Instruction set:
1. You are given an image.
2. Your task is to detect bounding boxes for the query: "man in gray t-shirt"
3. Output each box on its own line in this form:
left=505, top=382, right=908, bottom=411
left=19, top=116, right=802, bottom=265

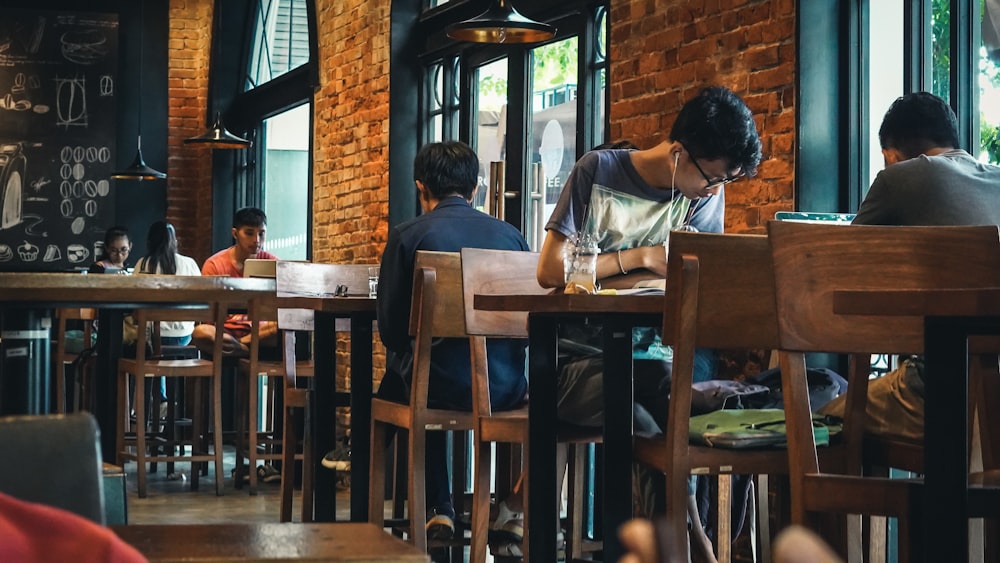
left=824, top=92, right=1000, bottom=441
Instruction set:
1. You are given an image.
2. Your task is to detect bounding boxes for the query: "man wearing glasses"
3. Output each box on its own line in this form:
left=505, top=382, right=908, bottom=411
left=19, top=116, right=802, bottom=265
left=535, top=86, right=762, bottom=563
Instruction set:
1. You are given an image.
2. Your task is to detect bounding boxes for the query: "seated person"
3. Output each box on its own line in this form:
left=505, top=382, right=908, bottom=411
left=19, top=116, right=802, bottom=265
left=375, top=141, right=530, bottom=541
left=0, top=491, right=146, bottom=563
left=191, top=207, right=278, bottom=358
left=536, top=86, right=763, bottom=562
left=89, top=225, right=131, bottom=273
left=135, top=220, right=202, bottom=346
left=821, top=92, right=1000, bottom=441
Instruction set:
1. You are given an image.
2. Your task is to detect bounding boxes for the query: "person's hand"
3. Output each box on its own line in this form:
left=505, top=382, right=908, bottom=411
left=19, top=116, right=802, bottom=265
left=617, top=518, right=658, bottom=563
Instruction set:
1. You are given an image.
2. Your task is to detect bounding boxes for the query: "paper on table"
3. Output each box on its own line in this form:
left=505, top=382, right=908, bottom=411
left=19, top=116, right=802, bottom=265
left=613, top=278, right=665, bottom=295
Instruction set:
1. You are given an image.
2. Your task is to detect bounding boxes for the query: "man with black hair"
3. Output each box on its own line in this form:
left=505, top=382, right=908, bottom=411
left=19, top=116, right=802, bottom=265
left=820, top=92, right=1000, bottom=441
left=536, top=86, right=763, bottom=563
left=854, top=91, right=1000, bottom=226
left=376, top=140, right=530, bottom=541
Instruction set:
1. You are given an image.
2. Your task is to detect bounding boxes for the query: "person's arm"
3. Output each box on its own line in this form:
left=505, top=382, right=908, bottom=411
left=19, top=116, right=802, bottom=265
left=537, top=230, right=667, bottom=289
left=852, top=173, right=893, bottom=225
left=376, top=228, right=413, bottom=353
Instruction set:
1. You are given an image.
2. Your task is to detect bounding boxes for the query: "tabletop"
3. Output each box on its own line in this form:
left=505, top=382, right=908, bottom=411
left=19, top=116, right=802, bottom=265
left=474, top=291, right=662, bottom=313
left=111, top=522, right=430, bottom=562
left=0, top=272, right=276, bottom=306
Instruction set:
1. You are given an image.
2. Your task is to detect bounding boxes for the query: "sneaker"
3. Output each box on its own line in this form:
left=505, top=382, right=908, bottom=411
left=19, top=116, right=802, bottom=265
left=257, top=464, right=281, bottom=483
left=491, top=531, right=565, bottom=560
left=426, top=506, right=456, bottom=541
left=321, top=438, right=351, bottom=471
left=490, top=500, right=524, bottom=544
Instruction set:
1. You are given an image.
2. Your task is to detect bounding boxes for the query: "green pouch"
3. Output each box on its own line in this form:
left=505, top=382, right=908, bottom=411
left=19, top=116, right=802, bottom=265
left=689, top=408, right=842, bottom=449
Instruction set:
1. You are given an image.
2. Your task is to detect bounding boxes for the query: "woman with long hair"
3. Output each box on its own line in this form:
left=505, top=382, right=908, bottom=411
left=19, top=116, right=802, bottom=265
left=134, top=221, right=201, bottom=346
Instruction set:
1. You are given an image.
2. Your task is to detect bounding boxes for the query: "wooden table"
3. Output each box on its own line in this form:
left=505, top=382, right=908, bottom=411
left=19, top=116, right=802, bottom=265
left=474, top=292, right=662, bottom=562
left=111, top=522, right=429, bottom=562
left=0, top=273, right=276, bottom=462
left=276, top=295, right=377, bottom=523
left=833, top=287, right=1000, bottom=563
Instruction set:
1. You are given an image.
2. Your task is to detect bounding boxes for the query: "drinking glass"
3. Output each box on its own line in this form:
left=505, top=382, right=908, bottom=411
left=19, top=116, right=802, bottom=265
left=564, top=233, right=599, bottom=292
left=368, top=266, right=380, bottom=298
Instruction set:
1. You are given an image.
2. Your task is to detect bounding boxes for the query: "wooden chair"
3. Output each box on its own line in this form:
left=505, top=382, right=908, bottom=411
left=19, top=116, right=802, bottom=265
left=52, top=308, right=96, bottom=413
left=631, top=231, right=792, bottom=563
left=273, top=260, right=370, bottom=522
left=461, top=247, right=602, bottom=562
left=235, top=293, right=315, bottom=496
left=116, top=304, right=227, bottom=498
left=368, top=251, right=475, bottom=553
left=768, top=222, right=1000, bottom=561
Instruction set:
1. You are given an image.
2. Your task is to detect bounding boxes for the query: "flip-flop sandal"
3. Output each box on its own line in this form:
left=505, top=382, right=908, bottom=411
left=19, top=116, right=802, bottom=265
left=490, top=501, right=524, bottom=544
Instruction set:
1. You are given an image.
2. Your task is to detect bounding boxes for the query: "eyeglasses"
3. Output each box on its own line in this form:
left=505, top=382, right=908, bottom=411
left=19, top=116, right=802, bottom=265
left=683, top=143, right=744, bottom=188
left=107, top=246, right=131, bottom=255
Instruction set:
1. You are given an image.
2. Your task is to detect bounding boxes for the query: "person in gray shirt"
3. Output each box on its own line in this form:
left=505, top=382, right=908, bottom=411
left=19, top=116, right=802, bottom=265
left=824, top=92, right=1000, bottom=442
left=854, top=91, right=1000, bottom=226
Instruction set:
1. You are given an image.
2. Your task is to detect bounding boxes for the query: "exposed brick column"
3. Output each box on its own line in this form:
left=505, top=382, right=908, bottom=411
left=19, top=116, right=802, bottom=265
left=167, top=0, right=214, bottom=264
left=609, top=0, right=796, bottom=233
left=313, top=0, right=392, bottom=413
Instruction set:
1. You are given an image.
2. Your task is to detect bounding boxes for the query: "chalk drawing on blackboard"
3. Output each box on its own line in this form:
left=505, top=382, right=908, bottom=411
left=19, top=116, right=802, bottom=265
left=33, top=105, right=49, bottom=114
left=60, top=30, right=107, bottom=65
left=98, top=147, right=110, bottom=163
left=65, top=243, right=87, bottom=263
left=0, top=244, right=11, bottom=261
left=18, top=240, right=39, bottom=262
left=21, top=214, right=45, bottom=237
left=29, top=176, right=49, bottom=191
left=72, top=162, right=84, bottom=180
left=96, top=179, right=108, bottom=196
left=99, top=75, right=112, bottom=96
left=84, top=180, right=96, bottom=198
left=27, top=75, right=39, bottom=89
left=60, top=199, right=72, bottom=217
left=0, top=142, right=26, bottom=230
left=70, top=216, right=84, bottom=234
left=43, top=244, right=60, bottom=262
left=72, top=146, right=84, bottom=162
left=20, top=17, right=46, bottom=55
left=85, top=146, right=97, bottom=162
left=84, top=199, right=96, bottom=217
left=59, top=181, right=70, bottom=197
left=0, top=93, right=31, bottom=112
left=55, top=75, right=87, bottom=128
left=11, top=73, right=25, bottom=94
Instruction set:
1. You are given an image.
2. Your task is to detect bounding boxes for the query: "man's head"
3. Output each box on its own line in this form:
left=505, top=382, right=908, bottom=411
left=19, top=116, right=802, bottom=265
left=879, top=92, right=959, bottom=163
left=670, top=86, right=763, bottom=185
left=231, top=207, right=267, bottom=258
left=413, top=141, right=479, bottom=210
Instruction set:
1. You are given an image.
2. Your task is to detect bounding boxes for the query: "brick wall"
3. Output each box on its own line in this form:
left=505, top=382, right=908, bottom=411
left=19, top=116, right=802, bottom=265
left=608, top=0, right=795, bottom=233
left=312, top=0, right=392, bottom=393
left=167, top=0, right=214, bottom=264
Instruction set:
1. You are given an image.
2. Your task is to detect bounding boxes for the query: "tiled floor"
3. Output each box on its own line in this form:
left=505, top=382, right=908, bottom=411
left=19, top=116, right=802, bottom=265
left=124, top=445, right=352, bottom=525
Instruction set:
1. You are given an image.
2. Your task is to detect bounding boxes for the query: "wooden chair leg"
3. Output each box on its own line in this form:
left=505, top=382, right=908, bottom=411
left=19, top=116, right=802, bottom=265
left=134, top=373, right=147, bottom=498
left=470, top=436, right=492, bottom=563
left=280, top=404, right=296, bottom=522
left=410, top=426, right=428, bottom=552
left=393, top=434, right=408, bottom=521
left=301, top=396, right=314, bottom=522
left=115, top=368, right=127, bottom=467
left=717, top=474, right=732, bottom=563
left=369, top=419, right=388, bottom=528
left=566, top=443, right=586, bottom=561
left=248, top=372, right=260, bottom=494
left=212, top=373, right=224, bottom=497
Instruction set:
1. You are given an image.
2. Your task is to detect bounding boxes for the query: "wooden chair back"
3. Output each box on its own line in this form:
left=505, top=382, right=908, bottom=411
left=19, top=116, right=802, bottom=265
left=647, top=231, right=782, bottom=563
left=767, top=222, right=1000, bottom=559
left=768, top=222, right=1000, bottom=355
left=460, top=248, right=546, bottom=338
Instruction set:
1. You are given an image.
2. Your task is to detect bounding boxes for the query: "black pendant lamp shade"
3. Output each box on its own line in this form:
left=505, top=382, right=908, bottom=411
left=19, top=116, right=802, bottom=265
left=446, top=0, right=556, bottom=44
left=111, top=136, right=166, bottom=180
left=184, top=112, right=251, bottom=149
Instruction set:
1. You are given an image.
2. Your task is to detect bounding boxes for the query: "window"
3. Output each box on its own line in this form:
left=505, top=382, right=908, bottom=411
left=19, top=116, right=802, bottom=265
left=410, top=2, right=609, bottom=249
left=246, top=0, right=311, bottom=89
left=261, top=104, right=310, bottom=259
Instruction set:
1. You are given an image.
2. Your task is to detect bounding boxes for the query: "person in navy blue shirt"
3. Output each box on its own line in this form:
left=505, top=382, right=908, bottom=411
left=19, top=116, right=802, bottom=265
left=376, top=140, right=530, bottom=540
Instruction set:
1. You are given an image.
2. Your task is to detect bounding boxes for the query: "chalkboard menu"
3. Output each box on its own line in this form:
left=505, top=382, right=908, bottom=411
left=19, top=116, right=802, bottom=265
left=0, top=10, right=118, bottom=272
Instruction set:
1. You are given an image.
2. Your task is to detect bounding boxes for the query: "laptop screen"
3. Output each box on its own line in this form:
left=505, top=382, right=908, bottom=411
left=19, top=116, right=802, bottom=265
left=774, top=211, right=855, bottom=225
left=243, top=259, right=277, bottom=278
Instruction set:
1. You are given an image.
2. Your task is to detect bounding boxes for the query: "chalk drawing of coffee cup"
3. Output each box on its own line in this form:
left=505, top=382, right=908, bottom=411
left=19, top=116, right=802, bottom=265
left=0, top=243, right=12, bottom=262
left=66, top=243, right=89, bottom=263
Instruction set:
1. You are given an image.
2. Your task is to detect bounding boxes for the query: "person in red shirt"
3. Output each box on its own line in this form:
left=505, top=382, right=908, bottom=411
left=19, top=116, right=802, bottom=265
left=192, top=207, right=277, bottom=357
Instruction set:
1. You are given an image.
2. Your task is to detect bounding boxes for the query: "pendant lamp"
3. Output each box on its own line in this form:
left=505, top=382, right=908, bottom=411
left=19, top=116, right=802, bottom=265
left=446, top=0, right=556, bottom=44
left=184, top=111, right=251, bottom=149
left=112, top=3, right=165, bottom=181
